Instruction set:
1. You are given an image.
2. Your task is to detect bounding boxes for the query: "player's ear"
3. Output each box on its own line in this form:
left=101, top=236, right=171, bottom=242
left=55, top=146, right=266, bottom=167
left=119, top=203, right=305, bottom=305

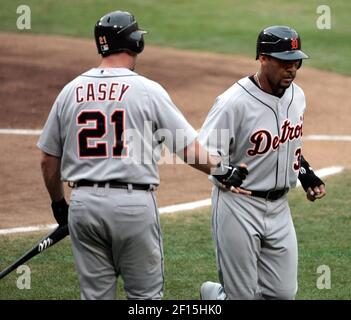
left=258, top=54, right=268, bottom=65
left=259, top=55, right=272, bottom=70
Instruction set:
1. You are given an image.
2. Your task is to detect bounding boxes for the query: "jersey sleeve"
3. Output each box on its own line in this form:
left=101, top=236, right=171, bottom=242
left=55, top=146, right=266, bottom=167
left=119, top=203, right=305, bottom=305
left=198, top=94, right=235, bottom=157
left=37, top=95, right=63, bottom=157
left=149, top=83, right=197, bottom=153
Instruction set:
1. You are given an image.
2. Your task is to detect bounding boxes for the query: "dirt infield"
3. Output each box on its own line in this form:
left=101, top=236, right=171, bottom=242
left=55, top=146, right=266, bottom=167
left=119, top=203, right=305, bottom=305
left=0, top=32, right=350, bottom=229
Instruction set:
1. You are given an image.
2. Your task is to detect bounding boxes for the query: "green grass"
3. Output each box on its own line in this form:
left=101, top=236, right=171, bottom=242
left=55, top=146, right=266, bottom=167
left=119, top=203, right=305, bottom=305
left=0, top=0, right=350, bottom=75
left=0, top=170, right=350, bottom=299
left=288, top=170, right=351, bottom=299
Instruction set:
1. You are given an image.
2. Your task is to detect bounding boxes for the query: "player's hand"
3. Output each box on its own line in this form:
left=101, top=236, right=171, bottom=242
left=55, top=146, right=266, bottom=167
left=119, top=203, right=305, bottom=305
left=298, top=156, right=326, bottom=202
left=228, top=185, right=252, bottom=195
left=227, top=164, right=252, bottom=195
left=213, top=162, right=251, bottom=195
left=51, top=198, right=69, bottom=226
left=306, top=184, right=326, bottom=202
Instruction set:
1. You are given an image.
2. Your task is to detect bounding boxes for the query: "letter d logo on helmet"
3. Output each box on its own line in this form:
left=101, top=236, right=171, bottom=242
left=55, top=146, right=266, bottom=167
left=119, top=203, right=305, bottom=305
left=256, top=25, right=309, bottom=67
left=94, top=11, right=147, bottom=57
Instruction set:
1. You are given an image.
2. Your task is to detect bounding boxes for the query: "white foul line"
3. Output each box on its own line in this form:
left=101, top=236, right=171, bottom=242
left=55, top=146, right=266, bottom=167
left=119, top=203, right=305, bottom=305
left=0, top=129, right=42, bottom=136
left=159, top=198, right=211, bottom=214
left=0, top=166, right=344, bottom=235
left=303, top=135, right=351, bottom=142
left=0, top=224, right=58, bottom=235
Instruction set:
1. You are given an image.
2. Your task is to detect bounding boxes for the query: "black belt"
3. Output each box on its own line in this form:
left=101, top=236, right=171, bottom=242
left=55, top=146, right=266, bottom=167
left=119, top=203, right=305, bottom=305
left=250, top=188, right=289, bottom=201
left=74, top=180, right=151, bottom=191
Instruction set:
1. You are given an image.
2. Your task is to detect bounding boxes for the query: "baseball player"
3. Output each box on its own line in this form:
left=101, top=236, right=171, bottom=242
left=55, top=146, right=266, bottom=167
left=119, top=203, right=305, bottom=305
left=37, top=10, right=246, bottom=300
left=198, top=26, right=326, bottom=300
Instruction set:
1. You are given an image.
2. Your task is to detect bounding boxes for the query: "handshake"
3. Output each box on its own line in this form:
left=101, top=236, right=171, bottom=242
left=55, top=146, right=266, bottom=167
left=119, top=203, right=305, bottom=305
left=212, top=162, right=250, bottom=194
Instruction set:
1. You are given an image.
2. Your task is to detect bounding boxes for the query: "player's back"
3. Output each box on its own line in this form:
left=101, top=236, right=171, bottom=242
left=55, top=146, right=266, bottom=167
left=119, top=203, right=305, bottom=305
left=40, top=68, right=176, bottom=184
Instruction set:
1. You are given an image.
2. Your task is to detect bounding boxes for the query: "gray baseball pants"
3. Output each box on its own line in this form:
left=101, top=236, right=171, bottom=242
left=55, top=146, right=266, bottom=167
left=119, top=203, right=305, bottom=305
left=68, top=184, right=164, bottom=300
left=211, top=186, right=298, bottom=300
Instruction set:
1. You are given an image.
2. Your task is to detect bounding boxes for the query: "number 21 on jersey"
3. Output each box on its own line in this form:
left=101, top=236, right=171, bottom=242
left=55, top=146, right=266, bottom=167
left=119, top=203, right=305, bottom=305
left=77, top=109, right=128, bottom=158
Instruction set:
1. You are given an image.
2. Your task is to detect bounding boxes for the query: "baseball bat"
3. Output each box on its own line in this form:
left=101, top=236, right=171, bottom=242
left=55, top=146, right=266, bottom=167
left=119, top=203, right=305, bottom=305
left=0, top=224, right=69, bottom=280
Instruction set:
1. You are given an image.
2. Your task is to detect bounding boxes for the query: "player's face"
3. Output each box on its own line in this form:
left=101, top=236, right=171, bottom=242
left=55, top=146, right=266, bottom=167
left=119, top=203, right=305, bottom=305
left=265, top=57, right=300, bottom=89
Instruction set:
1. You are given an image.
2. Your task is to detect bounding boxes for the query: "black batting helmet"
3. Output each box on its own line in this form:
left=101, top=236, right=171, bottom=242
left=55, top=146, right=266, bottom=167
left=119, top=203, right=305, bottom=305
left=94, top=11, right=147, bottom=57
left=256, top=26, right=309, bottom=61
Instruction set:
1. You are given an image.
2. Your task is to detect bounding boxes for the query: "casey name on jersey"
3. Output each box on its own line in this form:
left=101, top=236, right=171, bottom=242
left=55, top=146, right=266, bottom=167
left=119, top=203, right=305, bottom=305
left=247, top=118, right=303, bottom=156
left=75, top=82, right=130, bottom=103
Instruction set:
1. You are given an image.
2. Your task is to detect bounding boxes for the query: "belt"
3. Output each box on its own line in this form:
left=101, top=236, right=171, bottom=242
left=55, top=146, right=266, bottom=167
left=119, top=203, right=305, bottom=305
left=73, top=180, right=152, bottom=191
left=250, top=188, right=289, bottom=201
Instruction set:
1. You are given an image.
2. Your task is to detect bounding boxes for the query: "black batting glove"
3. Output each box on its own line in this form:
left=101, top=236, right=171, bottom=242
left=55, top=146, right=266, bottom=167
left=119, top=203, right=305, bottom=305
left=212, top=162, right=248, bottom=188
left=51, top=198, right=69, bottom=226
left=298, top=156, right=325, bottom=192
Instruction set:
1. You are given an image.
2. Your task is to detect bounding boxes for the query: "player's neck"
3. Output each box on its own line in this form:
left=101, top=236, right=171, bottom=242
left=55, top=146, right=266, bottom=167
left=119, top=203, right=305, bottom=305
left=98, top=53, right=136, bottom=70
left=255, top=72, right=285, bottom=97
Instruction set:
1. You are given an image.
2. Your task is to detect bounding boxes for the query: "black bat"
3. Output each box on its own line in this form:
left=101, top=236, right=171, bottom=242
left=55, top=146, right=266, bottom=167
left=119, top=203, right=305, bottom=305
left=0, top=224, right=69, bottom=280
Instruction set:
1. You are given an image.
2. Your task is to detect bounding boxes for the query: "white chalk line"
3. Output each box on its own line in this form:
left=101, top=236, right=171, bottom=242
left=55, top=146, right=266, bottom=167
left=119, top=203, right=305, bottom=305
left=0, top=129, right=351, bottom=142
left=303, top=135, right=351, bottom=142
left=0, top=128, right=43, bottom=136
left=0, top=224, right=58, bottom=236
left=0, top=166, right=344, bottom=235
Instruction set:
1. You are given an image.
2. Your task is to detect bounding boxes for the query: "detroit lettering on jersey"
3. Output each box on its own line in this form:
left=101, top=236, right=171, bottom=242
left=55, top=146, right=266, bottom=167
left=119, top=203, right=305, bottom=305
left=198, top=76, right=306, bottom=190
left=247, top=118, right=303, bottom=156
left=75, top=82, right=130, bottom=103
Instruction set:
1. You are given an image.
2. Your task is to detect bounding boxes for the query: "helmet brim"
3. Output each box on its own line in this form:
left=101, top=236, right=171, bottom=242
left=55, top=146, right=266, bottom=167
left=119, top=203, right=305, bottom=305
left=267, top=50, right=309, bottom=60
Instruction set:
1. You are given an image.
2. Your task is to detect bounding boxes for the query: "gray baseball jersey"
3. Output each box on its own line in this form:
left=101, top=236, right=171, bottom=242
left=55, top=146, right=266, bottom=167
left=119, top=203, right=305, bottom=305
left=199, top=76, right=305, bottom=299
left=38, top=67, right=197, bottom=185
left=38, top=67, right=197, bottom=300
left=199, top=76, right=305, bottom=191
